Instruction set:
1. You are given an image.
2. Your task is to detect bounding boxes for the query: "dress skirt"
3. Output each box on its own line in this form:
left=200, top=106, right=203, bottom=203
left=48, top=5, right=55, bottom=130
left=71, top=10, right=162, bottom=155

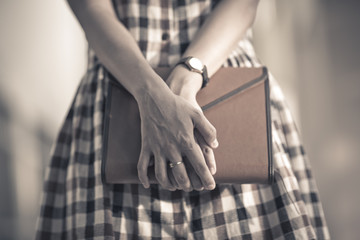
left=35, top=0, right=330, bottom=239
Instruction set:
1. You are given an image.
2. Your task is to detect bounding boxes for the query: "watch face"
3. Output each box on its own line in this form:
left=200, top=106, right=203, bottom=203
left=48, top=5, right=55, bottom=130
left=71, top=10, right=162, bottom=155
left=188, top=57, right=203, bottom=71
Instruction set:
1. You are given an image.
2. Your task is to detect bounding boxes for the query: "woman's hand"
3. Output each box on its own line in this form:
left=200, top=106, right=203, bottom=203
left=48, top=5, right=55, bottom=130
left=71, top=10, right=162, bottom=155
left=165, top=65, right=218, bottom=191
left=136, top=82, right=218, bottom=192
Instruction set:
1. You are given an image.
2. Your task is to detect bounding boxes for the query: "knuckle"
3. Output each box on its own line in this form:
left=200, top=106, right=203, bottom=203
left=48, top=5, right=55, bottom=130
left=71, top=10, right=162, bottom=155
left=183, top=141, right=195, bottom=150
left=178, top=134, right=190, bottom=143
left=179, top=136, right=195, bottom=150
left=193, top=108, right=203, bottom=118
left=176, top=173, right=188, bottom=186
left=203, top=146, right=212, bottom=154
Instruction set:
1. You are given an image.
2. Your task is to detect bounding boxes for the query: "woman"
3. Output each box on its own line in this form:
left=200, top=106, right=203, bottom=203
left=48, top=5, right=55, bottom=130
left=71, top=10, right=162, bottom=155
left=35, top=0, right=330, bottom=239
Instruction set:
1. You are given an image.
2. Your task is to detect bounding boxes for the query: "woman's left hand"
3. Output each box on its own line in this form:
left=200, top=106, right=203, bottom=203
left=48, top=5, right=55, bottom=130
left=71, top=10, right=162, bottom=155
left=165, top=66, right=218, bottom=191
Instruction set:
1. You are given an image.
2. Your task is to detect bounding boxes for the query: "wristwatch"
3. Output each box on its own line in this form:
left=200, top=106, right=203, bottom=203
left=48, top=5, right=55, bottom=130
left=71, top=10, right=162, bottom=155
left=176, top=56, right=209, bottom=88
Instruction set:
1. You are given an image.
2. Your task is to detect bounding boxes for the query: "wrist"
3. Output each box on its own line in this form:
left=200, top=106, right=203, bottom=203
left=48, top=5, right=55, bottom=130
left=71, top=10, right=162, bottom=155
left=134, top=73, right=172, bottom=105
left=166, top=65, right=202, bottom=98
left=175, top=56, right=209, bottom=89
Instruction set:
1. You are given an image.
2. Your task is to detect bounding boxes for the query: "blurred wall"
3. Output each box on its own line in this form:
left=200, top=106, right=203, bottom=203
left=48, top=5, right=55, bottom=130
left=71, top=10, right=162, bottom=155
left=0, top=0, right=86, bottom=239
left=0, top=0, right=360, bottom=239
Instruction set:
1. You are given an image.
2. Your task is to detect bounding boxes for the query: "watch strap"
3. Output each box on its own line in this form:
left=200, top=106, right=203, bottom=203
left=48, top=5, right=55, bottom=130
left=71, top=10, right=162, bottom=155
left=201, top=65, right=209, bottom=88
left=177, top=57, right=209, bottom=89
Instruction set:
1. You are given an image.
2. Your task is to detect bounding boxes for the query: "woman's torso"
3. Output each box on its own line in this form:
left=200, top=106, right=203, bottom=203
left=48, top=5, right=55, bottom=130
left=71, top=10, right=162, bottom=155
left=89, top=0, right=260, bottom=70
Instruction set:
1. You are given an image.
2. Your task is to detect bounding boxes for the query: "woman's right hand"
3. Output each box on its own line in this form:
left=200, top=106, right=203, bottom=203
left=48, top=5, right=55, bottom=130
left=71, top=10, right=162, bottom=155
left=136, top=87, right=218, bottom=192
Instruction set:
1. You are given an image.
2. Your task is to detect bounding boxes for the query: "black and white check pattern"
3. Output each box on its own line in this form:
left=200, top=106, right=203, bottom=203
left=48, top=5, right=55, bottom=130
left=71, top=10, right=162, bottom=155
left=36, top=0, right=330, bottom=239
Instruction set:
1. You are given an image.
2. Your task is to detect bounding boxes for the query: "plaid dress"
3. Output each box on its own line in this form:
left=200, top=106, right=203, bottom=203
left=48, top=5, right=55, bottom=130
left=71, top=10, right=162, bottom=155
left=36, top=0, right=330, bottom=239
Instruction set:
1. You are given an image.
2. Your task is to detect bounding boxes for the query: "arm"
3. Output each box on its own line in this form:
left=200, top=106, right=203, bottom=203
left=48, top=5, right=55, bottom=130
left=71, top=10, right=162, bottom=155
left=167, top=0, right=260, bottom=98
left=67, top=0, right=218, bottom=191
left=66, top=0, right=165, bottom=99
left=165, top=0, right=260, bottom=176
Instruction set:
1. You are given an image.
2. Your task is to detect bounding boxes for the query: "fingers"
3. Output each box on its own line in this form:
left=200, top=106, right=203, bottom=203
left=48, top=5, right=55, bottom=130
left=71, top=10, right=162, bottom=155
left=137, top=147, right=151, bottom=188
left=184, top=157, right=204, bottom=191
left=192, top=109, right=219, bottom=149
left=183, top=141, right=216, bottom=191
left=154, top=152, right=176, bottom=191
left=195, top=129, right=217, bottom=175
left=168, top=170, right=179, bottom=189
left=167, top=151, right=192, bottom=192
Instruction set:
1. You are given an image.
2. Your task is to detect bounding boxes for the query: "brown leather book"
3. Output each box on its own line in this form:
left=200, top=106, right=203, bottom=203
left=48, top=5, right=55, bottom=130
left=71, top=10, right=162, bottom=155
left=102, top=67, right=273, bottom=185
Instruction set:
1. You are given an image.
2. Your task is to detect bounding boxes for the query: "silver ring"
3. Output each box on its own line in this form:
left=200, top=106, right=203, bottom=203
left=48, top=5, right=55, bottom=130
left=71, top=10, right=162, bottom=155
left=169, top=161, right=183, bottom=169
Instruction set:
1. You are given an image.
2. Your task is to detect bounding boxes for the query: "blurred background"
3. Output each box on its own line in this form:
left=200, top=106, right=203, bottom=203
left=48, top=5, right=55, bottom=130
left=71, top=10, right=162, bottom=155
left=0, top=0, right=359, bottom=239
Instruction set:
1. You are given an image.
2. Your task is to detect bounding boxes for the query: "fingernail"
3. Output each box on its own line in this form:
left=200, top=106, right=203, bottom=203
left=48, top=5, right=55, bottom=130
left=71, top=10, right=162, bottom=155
left=211, top=139, right=219, bottom=148
left=207, top=184, right=215, bottom=190
left=210, top=167, right=216, bottom=175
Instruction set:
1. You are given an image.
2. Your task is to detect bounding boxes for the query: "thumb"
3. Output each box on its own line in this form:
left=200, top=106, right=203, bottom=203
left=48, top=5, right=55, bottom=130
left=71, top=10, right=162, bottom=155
left=192, top=109, right=218, bottom=148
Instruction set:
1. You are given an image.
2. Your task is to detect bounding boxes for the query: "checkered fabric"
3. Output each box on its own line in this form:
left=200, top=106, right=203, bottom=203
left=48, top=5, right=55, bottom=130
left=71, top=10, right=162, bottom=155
left=35, top=0, right=330, bottom=239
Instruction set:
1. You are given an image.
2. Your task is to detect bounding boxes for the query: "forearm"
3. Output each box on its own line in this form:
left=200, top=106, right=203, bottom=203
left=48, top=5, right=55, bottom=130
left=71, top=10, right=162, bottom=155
left=67, top=0, right=169, bottom=102
left=168, top=0, right=260, bottom=95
